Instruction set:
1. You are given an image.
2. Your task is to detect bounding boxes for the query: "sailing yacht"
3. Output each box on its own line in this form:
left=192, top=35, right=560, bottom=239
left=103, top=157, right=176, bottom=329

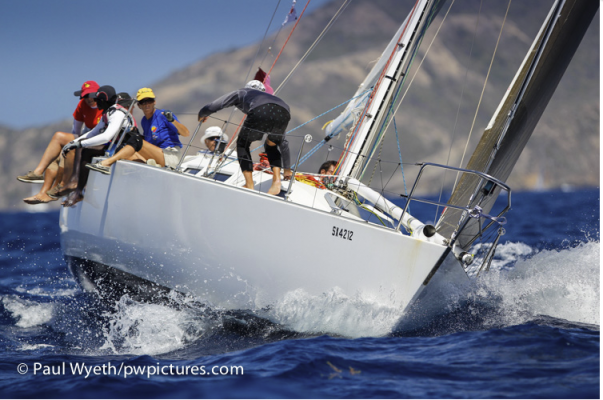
left=59, top=0, right=598, bottom=333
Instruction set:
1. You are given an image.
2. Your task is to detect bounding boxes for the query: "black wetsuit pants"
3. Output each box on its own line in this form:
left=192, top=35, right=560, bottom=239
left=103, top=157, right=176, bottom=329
left=77, top=148, right=106, bottom=192
left=236, top=103, right=291, bottom=172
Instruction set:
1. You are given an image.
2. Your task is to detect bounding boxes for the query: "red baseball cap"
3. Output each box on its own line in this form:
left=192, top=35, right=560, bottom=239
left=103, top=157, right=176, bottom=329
left=74, top=81, right=100, bottom=99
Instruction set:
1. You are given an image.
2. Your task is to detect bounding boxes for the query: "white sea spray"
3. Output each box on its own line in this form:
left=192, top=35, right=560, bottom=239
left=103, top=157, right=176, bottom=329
left=99, top=294, right=215, bottom=356
left=265, top=287, right=403, bottom=338
left=1, top=295, right=54, bottom=328
left=474, top=240, right=600, bottom=326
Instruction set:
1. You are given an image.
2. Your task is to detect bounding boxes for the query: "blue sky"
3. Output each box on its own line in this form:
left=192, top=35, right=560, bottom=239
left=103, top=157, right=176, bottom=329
left=0, top=0, right=330, bottom=129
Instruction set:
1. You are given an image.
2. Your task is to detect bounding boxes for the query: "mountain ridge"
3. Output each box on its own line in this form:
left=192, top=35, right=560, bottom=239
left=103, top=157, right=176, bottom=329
left=1, top=0, right=598, bottom=210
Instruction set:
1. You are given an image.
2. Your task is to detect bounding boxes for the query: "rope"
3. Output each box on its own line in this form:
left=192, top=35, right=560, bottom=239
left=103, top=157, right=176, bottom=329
left=393, top=117, right=409, bottom=197
left=275, top=0, right=352, bottom=94
left=215, top=0, right=312, bottom=173
left=435, top=0, right=480, bottom=221
left=243, top=0, right=282, bottom=85
left=294, top=89, right=372, bottom=167
left=335, top=0, right=422, bottom=175
left=210, top=1, right=283, bottom=172
left=454, top=0, right=512, bottom=189
left=372, top=0, right=452, bottom=159
left=363, top=0, right=444, bottom=183
left=260, top=2, right=285, bottom=66
left=267, top=0, right=312, bottom=77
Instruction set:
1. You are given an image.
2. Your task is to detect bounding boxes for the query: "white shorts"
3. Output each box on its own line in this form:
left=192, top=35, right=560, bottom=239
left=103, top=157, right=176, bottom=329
left=163, top=147, right=182, bottom=168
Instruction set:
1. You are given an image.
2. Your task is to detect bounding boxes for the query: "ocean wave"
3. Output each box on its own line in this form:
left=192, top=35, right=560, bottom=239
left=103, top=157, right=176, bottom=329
left=474, top=240, right=600, bottom=327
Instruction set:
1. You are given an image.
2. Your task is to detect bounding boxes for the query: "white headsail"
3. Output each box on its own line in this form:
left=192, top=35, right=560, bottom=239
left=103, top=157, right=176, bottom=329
left=329, top=0, right=444, bottom=180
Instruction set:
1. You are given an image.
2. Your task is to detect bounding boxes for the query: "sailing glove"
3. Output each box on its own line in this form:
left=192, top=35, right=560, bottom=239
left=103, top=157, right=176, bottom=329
left=163, top=110, right=174, bottom=122
left=61, top=140, right=81, bottom=157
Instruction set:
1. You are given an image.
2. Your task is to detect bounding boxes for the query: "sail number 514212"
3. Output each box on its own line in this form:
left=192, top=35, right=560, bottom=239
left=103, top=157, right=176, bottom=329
left=332, top=226, right=353, bottom=241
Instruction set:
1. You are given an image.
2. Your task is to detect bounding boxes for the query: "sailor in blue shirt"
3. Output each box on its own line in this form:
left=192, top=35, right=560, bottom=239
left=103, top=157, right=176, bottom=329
left=85, top=87, right=190, bottom=176
left=137, top=87, right=189, bottom=167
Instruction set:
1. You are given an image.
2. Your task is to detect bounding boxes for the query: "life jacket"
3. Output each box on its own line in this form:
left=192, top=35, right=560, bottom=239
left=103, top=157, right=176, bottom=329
left=103, top=104, right=138, bottom=134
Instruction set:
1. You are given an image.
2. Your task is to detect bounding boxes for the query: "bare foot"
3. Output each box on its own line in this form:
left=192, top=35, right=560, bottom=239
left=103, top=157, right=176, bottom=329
left=62, top=192, right=83, bottom=207
left=267, top=180, right=282, bottom=195
left=53, top=184, right=77, bottom=198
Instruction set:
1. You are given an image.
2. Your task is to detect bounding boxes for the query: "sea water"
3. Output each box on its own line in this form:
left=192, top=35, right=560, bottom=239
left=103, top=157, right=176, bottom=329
left=0, top=188, right=599, bottom=398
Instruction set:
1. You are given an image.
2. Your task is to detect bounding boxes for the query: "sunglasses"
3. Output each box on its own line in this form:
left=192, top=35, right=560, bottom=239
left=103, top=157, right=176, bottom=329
left=139, top=99, right=155, bottom=105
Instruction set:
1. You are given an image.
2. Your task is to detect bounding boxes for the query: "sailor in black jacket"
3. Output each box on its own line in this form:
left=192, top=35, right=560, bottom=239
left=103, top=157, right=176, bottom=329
left=198, top=80, right=291, bottom=195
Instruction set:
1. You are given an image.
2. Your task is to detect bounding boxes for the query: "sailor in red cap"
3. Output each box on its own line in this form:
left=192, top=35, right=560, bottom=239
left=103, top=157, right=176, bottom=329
left=17, top=80, right=103, bottom=205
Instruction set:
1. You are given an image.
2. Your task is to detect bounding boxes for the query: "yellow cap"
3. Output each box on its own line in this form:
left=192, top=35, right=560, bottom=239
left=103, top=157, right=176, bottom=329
left=136, top=87, right=156, bottom=101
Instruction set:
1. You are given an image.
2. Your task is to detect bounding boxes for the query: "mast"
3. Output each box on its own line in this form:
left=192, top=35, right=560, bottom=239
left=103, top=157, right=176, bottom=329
left=436, top=0, right=599, bottom=250
left=337, top=0, right=442, bottom=179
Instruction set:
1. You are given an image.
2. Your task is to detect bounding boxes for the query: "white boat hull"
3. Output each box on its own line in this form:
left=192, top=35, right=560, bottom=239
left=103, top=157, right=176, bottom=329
left=60, top=161, right=468, bottom=330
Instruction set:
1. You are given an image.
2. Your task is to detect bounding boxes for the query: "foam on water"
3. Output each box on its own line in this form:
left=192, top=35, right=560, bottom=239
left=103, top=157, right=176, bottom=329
left=2, top=241, right=597, bottom=350
left=14, top=286, right=78, bottom=298
left=99, top=295, right=216, bottom=356
left=264, top=240, right=600, bottom=336
left=19, top=343, right=55, bottom=350
left=2, top=295, right=54, bottom=328
left=265, top=287, right=403, bottom=338
left=473, top=240, right=600, bottom=326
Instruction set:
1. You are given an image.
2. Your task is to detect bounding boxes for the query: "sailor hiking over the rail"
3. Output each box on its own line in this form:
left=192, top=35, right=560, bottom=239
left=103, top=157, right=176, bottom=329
left=86, top=87, right=190, bottom=175
left=60, top=85, right=138, bottom=206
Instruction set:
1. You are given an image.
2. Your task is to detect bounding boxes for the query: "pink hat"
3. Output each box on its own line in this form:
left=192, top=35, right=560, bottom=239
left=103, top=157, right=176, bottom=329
left=74, top=81, right=100, bottom=99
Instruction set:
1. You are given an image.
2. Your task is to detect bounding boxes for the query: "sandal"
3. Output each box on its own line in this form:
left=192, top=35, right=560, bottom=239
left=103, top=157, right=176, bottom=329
left=50, top=185, right=76, bottom=198
left=86, top=162, right=111, bottom=175
left=23, top=194, right=56, bottom=205
left=47, top=184, right=63, bottom=199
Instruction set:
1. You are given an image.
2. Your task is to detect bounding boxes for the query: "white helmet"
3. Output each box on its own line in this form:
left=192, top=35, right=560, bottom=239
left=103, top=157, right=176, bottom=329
left=245, top=80, right=266, bottom=92
left=201, top=126, right=228, bottom=143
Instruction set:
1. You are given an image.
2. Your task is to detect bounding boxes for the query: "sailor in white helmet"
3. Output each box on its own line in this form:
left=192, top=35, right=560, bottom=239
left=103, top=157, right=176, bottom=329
left=200, top=126, right=229, bottom=154
left=197, top=80, right=291, bottom=195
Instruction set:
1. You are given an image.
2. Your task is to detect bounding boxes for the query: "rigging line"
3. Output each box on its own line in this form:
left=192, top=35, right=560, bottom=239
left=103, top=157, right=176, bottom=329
left=215, top=1, right=311, bottom=176
left=453, top=0, right=512, bottom=190
left=336, top=0, right=422, bottom=174
left=243, top=0, right=283, bottom=84
left=261, top=27, right=284, bottom=66
left=378, top=159, right=385, bottom=200
left=213, top=1, right=282, bottom=173
left=365, top=157, right=402, bottom=228
left=434, top=0, right=481, bottom=223
left=393, top=117, right=409, bottom=197
left=205, top=109, right=419, bottom=170
left=294, top=89, right=372, bottom=166
left=260, top=0, right=285, bottom=66
left=381, top=158, right=401, bottom=196
left=359, top=0, right=446, bottom=180
left=376, top=0, right=454, bottom=143
left=274, top=0, right=352, bottom=94
left=267, top=0, right=312, bottom=77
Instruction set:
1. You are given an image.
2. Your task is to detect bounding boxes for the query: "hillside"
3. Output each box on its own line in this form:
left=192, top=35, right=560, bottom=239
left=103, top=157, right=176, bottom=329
left=1, top=0, right=599, bottom=210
